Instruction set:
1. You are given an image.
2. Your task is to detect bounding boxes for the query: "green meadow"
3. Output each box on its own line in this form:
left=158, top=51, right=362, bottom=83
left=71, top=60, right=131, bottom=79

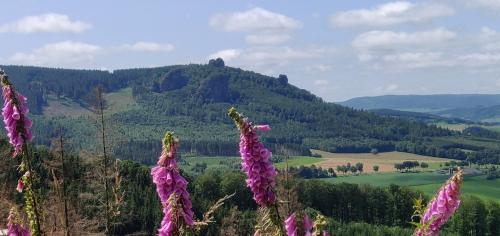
left=322, top=172, right=499, bottom=203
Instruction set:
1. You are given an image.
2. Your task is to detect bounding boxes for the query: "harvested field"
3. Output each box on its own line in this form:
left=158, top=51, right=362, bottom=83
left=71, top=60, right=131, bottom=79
left=312, top=150, right=451, bottom=173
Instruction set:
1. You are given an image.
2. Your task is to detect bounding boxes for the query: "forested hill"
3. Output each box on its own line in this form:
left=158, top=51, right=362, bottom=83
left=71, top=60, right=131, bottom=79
left=1, top=61, right=498, bottom=165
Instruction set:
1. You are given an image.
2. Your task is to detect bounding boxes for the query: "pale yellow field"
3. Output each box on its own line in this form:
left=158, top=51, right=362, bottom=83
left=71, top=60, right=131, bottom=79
left=312, top=150, right=452, bottom=173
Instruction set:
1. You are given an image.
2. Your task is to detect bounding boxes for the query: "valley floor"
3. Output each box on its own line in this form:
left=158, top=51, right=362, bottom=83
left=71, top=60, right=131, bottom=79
left=182, top=151, right=499, bottom=203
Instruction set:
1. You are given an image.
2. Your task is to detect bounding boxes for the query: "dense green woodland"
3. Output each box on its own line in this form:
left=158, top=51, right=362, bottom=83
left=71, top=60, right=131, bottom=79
left=1, top=63, right=499, bottom=165
left=0, top=140, right=498, bottom=235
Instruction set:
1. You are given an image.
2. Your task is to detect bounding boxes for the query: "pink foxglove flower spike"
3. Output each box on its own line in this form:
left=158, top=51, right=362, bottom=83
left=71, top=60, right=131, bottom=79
left=415, top=169, right=463, bottom=236
left=151, top=132, right=194, bottom=236
left=1, top=70, right=33, bottom=158
left=228, top=107, right=278, bottom=207
left=7, top=208, right=31, bottom=236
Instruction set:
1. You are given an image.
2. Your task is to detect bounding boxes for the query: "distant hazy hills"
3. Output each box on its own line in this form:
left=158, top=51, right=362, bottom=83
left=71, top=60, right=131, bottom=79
left=340, top=94, right=500, bottom=122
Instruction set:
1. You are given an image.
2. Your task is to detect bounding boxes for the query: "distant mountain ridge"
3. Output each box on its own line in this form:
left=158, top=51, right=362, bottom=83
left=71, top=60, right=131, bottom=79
left=340, top=94, right=500, bottom=122
left=340, top=94, right=500, bottom=110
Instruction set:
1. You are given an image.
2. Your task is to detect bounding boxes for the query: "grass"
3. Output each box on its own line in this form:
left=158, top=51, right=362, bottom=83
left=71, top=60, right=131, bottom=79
left=322, top=172, right=450, bottom=186
left=483, top=125, right=500, bottom=132
left=43, top=94, right=92, bottom=118
left=103, top=87, right=138, bottom=113
left=274, top=156, right=323, bottom=169
left=42, top=88, right=138, bottom=118
left=179, top=156, right=240, bottom=174
left=321, top=172, right=500, bottom=203
left=414, top=175, right=500, bottom=203
left=311, top=150, right=451, bottom=173
left=182, top=156, right=238, bottom=166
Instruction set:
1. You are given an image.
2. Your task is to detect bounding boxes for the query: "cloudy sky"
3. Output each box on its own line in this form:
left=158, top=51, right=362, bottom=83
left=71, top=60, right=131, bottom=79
left=1, top=0, right=500, bottom=101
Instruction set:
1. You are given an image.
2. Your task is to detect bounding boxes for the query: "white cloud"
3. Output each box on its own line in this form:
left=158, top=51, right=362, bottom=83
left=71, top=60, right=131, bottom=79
left=245, top=34, right=291, bottom=45
left=9, top=41, right=100, bottom=67
left=0, top=13, right=91, bottom=33
left=364, top=51, right=500, bottom=70
left=331, top=1, right=454, bottom=27
left=208, top=49, right=242, bottom=62
left=120, top=42, right=174, bottom=52
left=467, top=0, right=500, bottom=9
left=480, top=26, right=498, bottom=38
left=385, top=84, right=399, bottom=91
left=478, top=27, right=500, bottom=51
left=306, top=64, right=333, bottom=73
left=352, top=28, right=456, bottom=49
left=210, top=7, right=302, bottom=33
left=457, top=53, right=500, bottom=66
left=240, top=47, right=321, bottom=62
left=208, top=46, right=327, bottom=74
left=483, top=42, right=500, bottom=51
left=313, top=80, right=329, bottom=86
left=355, top=27, right=500, bottom=70
left=382, top=52, right=452, bottom=68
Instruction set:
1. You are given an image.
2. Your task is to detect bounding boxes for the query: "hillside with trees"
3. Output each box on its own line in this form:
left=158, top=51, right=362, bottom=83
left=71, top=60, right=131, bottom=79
left=1, top=62, right=499, bottom=165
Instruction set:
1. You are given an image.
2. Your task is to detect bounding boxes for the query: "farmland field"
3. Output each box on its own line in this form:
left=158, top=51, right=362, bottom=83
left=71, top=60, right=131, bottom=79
left=311, top=150, right=451, bottom=173
left=434, top=121, right=470, bottom=131
left=179, top=153, right=499, bottom=203
left=274, top=156, right=324, bottom=169
left=322, top=172, right=449, bottom=186
left=180, top=155, right=324, bottom=171
left=414, top=175, right=500, bottom=203
left=434, top=121, right=500, bottom=133
left=322, top=172, right=500, bottom=203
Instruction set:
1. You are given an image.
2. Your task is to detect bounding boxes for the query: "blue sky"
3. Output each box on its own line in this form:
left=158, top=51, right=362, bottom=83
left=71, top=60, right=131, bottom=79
left=1, top=0, right=500, bottom=101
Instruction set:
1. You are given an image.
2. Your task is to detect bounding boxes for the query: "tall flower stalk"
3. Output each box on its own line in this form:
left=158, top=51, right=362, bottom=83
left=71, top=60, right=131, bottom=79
left=151, top=132, right=194, bottom=236
left=1, top=70, right=41, bottom=235
left=228, top=107, right=282, bottom=234
left=414, top=169, right=463, bottom=236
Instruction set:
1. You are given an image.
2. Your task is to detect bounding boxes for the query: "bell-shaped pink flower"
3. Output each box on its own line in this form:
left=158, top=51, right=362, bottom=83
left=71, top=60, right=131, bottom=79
left=284, top=213, right=313, bottom=236
left=16, top=172, right=30, bottom=193
left=16, top=179, right=24, bottom=193
left=415, top=169, right=463, bottom=236
left=255, top=125, right=271, bottom=132
left=151, top=132, right=194, bottom=236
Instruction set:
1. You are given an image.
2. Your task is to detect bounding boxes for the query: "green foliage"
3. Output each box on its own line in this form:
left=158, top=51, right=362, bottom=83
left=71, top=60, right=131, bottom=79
left=449, top=196, right=488, bottom=235
left=117, top=160, right=162, bottom=234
